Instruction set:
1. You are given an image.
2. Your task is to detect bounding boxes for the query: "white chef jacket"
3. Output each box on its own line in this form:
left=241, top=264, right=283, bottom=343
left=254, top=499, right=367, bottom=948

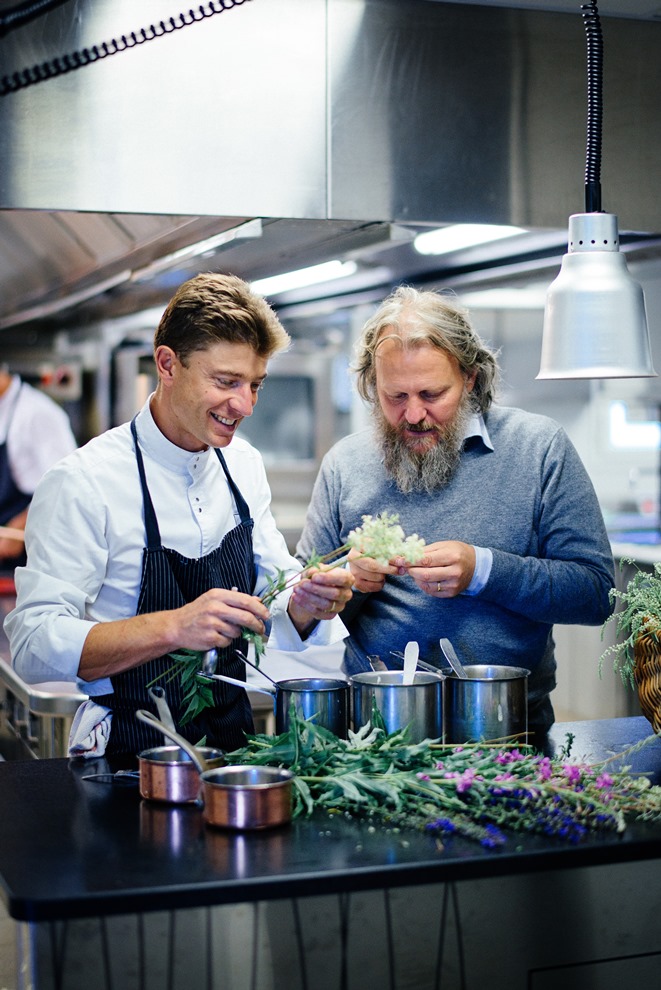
left=5, top=398, right=347, bottom=694
left=0, top=375, right=77, bottom=493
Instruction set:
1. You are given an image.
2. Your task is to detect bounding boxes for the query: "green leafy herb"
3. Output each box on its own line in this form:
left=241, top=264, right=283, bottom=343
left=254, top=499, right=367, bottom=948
left=146, top=649, right=214, bottom=726
left=600, top=557, right=661, bottom=687
left=226, top=710, right=661, bottom=847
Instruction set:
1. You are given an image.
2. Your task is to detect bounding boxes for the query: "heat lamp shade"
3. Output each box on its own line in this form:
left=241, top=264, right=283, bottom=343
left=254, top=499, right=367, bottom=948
left=537, top=215, right=656, bottom=379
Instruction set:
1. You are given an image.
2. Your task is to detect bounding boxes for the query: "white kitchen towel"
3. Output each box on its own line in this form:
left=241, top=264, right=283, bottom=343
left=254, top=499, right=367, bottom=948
left=68, top=700, right=113, bottom=758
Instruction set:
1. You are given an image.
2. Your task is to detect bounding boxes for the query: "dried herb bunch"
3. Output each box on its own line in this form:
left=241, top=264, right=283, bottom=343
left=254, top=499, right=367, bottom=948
left=600, top=557, right=661, bottom=688
left=228, top=710, right=661, bottom=848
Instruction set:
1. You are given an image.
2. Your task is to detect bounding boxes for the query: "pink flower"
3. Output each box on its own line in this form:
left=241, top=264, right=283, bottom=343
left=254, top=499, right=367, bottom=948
left=456, top=768, right=476, bottom=793
left=496, top=749, right=525, bottom=764
left=435, top=761, right=445, bottom=771
left=536, top=757, right=552, bottom=781
left=417, top=773, right=431, bottom=781
left=563, top=764, right=581, bottom=786
left=595, top=773, right=614, bottom=789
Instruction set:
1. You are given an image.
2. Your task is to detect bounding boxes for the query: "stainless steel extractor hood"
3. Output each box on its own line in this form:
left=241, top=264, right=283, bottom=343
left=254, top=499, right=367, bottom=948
left=0, top=0, right=659, bottom=331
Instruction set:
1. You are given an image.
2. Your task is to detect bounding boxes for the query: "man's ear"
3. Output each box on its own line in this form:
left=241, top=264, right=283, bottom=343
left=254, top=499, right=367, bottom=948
left=154, top=345, right=177, bottom=382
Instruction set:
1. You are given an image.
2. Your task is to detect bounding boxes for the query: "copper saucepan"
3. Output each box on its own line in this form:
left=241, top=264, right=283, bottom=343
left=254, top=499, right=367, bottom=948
left=135, top=710, right=294, bottom=828
left=135, top=709, right=225, bottom=804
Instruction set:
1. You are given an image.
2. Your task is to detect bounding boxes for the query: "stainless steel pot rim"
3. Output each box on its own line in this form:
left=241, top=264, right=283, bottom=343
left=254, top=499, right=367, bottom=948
left=200, top=766, right=294, bottom=788
left=276, top=678, right=349, bottom=691
left=450, top=665, right=530, bottom=681
left=139, top=745, right=224, bottom=766
left=351, top=671, right=443, bottom=685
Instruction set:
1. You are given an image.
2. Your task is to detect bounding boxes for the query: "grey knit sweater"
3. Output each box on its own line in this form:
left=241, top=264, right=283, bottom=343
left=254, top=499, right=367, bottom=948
left=296, top=405, right=615, bottom=730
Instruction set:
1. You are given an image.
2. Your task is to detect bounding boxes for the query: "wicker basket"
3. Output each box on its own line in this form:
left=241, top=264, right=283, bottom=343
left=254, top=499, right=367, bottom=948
left=633, top=634, right=661, bottom=734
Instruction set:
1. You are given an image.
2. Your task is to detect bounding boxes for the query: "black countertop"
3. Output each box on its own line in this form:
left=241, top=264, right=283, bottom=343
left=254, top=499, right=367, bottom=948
left=2, top=716, right=661, bottom=923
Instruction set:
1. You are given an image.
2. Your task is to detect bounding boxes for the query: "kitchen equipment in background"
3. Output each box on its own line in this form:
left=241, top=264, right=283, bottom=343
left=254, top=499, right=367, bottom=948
left=442, top=665, right=529, bottom=744
left=538, top=1, right=655, bottom=381
left=351, top=671, right=443, bottom=743
left=200, top=765, right=294, bottom=830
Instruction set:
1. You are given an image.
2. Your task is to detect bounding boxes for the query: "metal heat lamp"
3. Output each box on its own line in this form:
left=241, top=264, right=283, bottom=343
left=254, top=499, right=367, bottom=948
left=537, top=0, right=656, bottom=380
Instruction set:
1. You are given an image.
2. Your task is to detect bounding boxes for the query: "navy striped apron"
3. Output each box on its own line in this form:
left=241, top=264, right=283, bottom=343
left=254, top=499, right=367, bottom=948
left=97, top=418, right=256, bottom=757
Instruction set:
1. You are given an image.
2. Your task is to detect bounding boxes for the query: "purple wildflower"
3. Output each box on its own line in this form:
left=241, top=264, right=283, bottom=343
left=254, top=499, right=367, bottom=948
left=536, top=757, right=552, bottom=781
left=456, top=768, right=476, bottom=793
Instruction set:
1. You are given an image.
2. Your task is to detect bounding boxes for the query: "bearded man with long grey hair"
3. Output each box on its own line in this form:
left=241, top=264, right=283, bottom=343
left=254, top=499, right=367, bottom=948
left=297, top=284, right=614, bottom=742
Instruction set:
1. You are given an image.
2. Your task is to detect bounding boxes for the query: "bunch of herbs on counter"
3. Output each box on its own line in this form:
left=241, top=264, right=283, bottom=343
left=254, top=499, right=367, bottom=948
left=227, top=708, right=661, bottom=848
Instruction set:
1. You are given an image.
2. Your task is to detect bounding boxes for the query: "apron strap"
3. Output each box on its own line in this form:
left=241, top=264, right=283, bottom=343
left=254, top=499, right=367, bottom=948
left=130, top=417, right=161, bottom=549
left=214, top=448, right=251, bottom=525
left=130, top=417, right=253, bottom=548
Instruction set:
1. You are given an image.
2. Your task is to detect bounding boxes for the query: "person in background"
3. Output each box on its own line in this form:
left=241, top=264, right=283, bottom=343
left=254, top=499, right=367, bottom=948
left=296, top=285, right=615, bottom=740
left=5, top=274, right=353, bottom=758
left=0, top=367, right=77, bottom=563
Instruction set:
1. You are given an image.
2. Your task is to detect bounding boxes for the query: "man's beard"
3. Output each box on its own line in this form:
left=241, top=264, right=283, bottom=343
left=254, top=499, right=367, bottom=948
left=376, top=392, right=474, bottom=494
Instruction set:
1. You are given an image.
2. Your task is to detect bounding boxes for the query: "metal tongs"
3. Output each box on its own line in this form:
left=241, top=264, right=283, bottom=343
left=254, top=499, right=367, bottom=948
left=389, top=650, right=449, bottom=675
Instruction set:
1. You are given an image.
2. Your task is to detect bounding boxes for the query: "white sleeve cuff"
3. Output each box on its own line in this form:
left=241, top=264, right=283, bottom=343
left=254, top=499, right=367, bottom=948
left=462, top=546, right=493, bottom=596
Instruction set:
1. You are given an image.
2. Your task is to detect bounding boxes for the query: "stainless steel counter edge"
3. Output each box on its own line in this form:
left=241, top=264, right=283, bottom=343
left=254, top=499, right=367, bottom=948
left=0, top=656, right=85, bottom=717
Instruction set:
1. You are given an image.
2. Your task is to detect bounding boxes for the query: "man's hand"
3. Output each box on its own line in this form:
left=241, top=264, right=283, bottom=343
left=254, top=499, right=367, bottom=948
left=78, top=588, right=270, bottom=681
left=173, top=587, right=271, bottom=650
left=396, top=541, right=476, bottom=598
left=288, top=565, right=354, bottom=636
left=347, top=546, right=398, bottom=594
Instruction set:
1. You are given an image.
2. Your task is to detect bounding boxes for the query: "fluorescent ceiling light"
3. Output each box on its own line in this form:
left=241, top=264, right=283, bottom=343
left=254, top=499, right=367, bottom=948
left=413, top=224, right=527, bottom=256
left=457, top=286, right=548, bottom=309
left=251, top=260, right=358, bottom=296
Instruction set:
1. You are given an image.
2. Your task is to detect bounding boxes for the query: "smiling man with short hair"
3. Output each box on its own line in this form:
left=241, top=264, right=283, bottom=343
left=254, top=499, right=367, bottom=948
left=6, top=273, right=352, bottom=757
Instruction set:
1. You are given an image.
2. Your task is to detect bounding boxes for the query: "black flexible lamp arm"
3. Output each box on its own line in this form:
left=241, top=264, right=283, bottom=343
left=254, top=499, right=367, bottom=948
left=582, top=0, right=603, bottom=213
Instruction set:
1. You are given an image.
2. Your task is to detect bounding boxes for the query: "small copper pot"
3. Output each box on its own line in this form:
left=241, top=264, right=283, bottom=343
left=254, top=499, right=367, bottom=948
left=200, top=765, right=294, bottom=829
left=139, top=745, right=225, bottom=804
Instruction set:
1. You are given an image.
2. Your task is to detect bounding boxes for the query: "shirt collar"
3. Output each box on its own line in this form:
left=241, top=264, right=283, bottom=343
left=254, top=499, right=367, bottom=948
left=463, top=411, right=493, bottom=451
left=136, top=397, right=213, bottom=476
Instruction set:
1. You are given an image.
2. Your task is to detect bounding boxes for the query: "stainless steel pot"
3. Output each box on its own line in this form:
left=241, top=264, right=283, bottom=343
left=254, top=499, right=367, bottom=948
left=209, top=671, right=350, bottom=737
left=351, top=670, right=444, bottom=743
left=442, top=664, right=530, bottom=744
left=138, top=744, right=225, bottom=804
left=200, top=765, right=294, bottom=829
left=275, top=678, right=349, bottom=737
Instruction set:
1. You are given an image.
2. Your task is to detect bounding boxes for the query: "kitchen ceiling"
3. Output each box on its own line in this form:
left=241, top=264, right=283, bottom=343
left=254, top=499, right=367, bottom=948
left=0, top=0, right=660, bottom=334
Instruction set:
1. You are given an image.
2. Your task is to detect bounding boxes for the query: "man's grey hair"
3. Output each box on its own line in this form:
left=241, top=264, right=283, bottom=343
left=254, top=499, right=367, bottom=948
left=352, top=285, right=500, bottom=414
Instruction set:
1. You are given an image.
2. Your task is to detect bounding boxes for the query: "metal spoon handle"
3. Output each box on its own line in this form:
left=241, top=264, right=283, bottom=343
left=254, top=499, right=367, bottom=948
left=147, top=685, right=177, bottom=733
left=200, top=671, right=276, bottom=698
left=439, top=638, right=469, bottom=679
left=234, top=648, right=279, bottom=687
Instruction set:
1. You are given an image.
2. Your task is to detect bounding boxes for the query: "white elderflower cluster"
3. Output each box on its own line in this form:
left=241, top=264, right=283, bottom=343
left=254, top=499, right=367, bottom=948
left=347, top=512, right=425, bottom=566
